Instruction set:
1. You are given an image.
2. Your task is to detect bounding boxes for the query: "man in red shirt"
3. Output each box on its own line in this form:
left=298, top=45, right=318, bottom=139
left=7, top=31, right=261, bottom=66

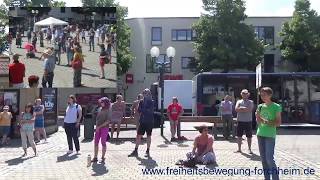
left=9, top=54, right=25, bottom=88
left=167, top=97, right=184, bottom=142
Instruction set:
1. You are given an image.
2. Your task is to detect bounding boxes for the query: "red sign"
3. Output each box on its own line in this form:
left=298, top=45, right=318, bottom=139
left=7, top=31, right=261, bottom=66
left=126, top=74, right=134, bottom=84
left=162, top=74, right=183, bottom=80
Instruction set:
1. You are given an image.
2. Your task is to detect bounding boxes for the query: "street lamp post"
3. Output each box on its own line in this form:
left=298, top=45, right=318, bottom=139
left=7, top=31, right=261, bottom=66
left=150, top=46, right=175, bottom=136
left=32, top=10, right=39, bottom=32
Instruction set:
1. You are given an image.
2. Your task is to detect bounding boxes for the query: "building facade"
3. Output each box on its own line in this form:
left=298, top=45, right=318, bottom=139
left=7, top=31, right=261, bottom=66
left=122, top=17, right=292, bottom=102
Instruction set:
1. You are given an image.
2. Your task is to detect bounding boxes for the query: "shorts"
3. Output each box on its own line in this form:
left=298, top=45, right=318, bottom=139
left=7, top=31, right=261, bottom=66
left=170, top=120, right=178, bottom=127
left=34, top=117, right=45, bottom=128
left=0, top=126, right=10, bottom=136
left=99, top=59, right=105, bottom=67
left=137, top=123, right=153, bottom=136
left=237, top=121, right=252, bottom=138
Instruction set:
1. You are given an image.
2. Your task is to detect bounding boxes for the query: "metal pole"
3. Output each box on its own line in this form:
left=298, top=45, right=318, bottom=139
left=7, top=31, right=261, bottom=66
left=160, top=63, right=164, bottom=136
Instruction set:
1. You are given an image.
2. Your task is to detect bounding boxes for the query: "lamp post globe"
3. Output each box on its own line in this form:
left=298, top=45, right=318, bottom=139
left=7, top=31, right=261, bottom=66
left=166, top=46, right=176, bottom=58
left=150, top=46, right=160, bottom=58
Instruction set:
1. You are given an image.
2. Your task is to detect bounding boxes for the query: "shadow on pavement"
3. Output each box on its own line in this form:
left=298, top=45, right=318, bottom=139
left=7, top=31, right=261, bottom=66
left=106, top=78, right=117, bottom=82
left=81, top=72, right=99, bottom=78
left=5, top=156, right=34, bottom=166
left=240, top=152, right=261, bottom=161
left=136, top=156, right=158, bottom=169
left=278, top=129, right=320, bottom=135
left=56, top=153, right=78, bottom=163
left=108, top=138, right=137, bottom=145
left=81, top=139, right=93, bottom=143
left=91, top=162, right=109, bottom=176
left=205, top=162, right=219, bottom=169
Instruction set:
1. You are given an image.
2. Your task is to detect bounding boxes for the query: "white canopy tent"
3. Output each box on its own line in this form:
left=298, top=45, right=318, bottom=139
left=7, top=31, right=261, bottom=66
left=34, top=17, right=69, bottom=30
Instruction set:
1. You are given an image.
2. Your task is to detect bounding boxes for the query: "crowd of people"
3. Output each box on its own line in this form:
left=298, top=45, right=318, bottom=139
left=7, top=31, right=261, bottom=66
left=7, top=24, right=117, bottom=88
left=0, top=87, right=281, bottom=179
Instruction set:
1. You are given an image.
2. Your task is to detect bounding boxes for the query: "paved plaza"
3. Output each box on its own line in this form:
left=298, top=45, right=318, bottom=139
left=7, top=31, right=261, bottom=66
left=0, top=121, right=319, bottom=180
left=10, top=37, right=117, bottom=88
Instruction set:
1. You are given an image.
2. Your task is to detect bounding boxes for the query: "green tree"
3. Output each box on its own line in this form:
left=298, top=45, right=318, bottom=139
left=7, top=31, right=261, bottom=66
left=192, top=0, right=264, bottom=73
left=82, top=0, right=133, bottom=75
left=280, top=0, right=320, bottom=72
left=0, top=4, right=8, bottom=54
left=51, top=1, right=66, bottom=7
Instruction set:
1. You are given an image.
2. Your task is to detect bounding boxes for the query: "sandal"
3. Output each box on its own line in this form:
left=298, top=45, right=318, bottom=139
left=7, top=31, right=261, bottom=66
left=100, top=157, right=105, bottom=163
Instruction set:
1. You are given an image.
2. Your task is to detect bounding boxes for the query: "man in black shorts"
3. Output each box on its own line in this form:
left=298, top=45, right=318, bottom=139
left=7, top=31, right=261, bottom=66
left=129, top=89, right=154, bottom=157
left=235, top=89, right=254, bottom=154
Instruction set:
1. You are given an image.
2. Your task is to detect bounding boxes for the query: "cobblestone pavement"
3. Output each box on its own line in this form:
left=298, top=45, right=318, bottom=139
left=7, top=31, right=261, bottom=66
left=0, top=121, right=319, bottom=180
left=10, top=37, right=117, bottom=88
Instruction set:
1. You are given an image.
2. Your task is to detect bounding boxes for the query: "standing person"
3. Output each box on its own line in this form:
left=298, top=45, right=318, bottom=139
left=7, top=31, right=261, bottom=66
left=7, top=32, right=13, bottom=55
left=96, top=27, right=100, bottom=44
left=131, top=94, right=143, bottom=132
left=256, top=87, right=282, bottom=180
left=41, top=48, right=55, bottom=88
left=39, top=30, right=44, bottom=47
left=81, top=29, right=86, bottom=43
left=16, top=31, right=22, bottom=48
left=89, top=28, right=95, bottom=52
left=54, top=38, right=61, bottom=65
left=221, top=95, right=234, bottom=140
left=91, top=97, right=111, bottom=163
left=106, top=34, right=114, bottom=62
left=64, top=95, right=82, bottom=154
left=46, top=27, right=52, bottom=44
left=71, top=47, right=83, bottom=87
left=186, top=125, right=216, bottom=165
left=32, top=32, right=37, bottom=52
left=98, top=44, right=109, bottom=79
left=66, top=38, right=74, bottom=67
left=128, top=89, right=154, bottom=157
left=110, top=95, right=126, bottom=140
left=0, top=106, right=12, bottom=146
left=34, top=99, right=47, bottom=144
left=9, top=54, right=25, bottom=88
left=167, top=97, right=184, bottom=142
left=19, top=103, right=37, bottom=157
left=27, top=28, right=32, bottom=43
left=235, top=89, right=254, bottom=154
left=100, top=27, right=105, bottom=44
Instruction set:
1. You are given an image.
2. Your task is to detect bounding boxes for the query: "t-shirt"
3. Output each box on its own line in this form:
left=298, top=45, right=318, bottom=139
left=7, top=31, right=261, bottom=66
left=34, top=105, right=44, bottom=119
left=44, top=56, right=55, bottom=73
left=167, top=103, right=183, bottom=121
left=256, top=103, right=282, bottom=138
left=9, top=62, right=25, bottom=84
left=99, top=50, right=107, bottom=62
left=0, top=112, right=12, bottom=126
left=64, top=104, right=82, bottom=123
left=220, top=100, right=233, bottom=115
left=236, top=99, right=254, bottom=122
left=96, top=107, right=111, bottom=127
left=138, top=98, right=154, bottom=124
left=21, top=112, right=34, bottom=132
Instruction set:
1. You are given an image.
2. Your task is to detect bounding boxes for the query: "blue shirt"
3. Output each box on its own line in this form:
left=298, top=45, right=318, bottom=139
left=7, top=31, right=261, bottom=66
left=44, top=55, right=55, bottom=73
left=138, top=97, right=154, bottom=124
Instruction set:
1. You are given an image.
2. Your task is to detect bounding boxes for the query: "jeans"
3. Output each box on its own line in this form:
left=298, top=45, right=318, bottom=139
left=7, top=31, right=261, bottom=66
left=222, top=114, right=233, bottom=138
left=89, top=38, right=94, bottom=51
left=257, top=136, right=279, bottom=180
left=73, top=69, right=82, bottom=87
left=42, top=72, right=54, bottom=88
left=55, top=50, right=61, bottom=65
left=66, top=51, right=73, bottom=65
left=64, top=123, right=80, bottom=151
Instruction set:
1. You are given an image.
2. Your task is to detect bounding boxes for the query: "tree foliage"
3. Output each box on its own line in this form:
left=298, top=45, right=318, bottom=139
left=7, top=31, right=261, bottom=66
left=0, top=4, right=8, bottom=54
left=192, top=0, right=264, bottom=73
left=280, top=0, right=320, bottom=72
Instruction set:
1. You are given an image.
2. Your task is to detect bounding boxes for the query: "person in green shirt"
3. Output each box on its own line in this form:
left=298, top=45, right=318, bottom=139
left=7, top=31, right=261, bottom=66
left=256, top=87, right=282, bottom=180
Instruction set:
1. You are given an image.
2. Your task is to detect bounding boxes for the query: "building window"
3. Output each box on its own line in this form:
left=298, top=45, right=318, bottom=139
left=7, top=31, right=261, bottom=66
left=61, top=7, right=65, bottom=13
left=172, top=29, right=195, bottom=41
left=254, top=26, right=274, bottom=45
left=151, top=27, right=162, bottom=45
left=264, top=54, right=275, bottom=73
left=146, top=54, right=171, bottom=73
left=181, top=57, right=196, bottom=71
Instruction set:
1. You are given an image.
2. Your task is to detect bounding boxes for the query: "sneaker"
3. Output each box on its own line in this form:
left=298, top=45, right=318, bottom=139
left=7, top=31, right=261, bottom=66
left=76, top=151, right=80, bottom=155
left=128, top=150, right=138, bottom=157
left=67, top=150, right=73, bottom=154
left=249, top=150, right=253, bottom=154
left=170, top=137, right=176, bottom=142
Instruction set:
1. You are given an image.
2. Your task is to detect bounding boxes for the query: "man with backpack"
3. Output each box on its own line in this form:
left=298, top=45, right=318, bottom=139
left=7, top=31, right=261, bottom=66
left=64, top=95, right=82, bottom=154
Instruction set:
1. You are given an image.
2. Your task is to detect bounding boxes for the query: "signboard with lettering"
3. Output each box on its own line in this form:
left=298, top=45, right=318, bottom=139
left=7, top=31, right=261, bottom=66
left=41, top=88, right=57, bottom=126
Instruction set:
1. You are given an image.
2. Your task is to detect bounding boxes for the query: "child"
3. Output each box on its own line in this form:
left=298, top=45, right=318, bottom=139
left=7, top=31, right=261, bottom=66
left=0, top=106, right=13, bottom=146
left=20, top=103, right=37, bottom=156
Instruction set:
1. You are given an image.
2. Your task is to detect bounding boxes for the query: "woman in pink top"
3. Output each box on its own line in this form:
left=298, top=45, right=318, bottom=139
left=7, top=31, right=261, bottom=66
left=111, top=95, right=126, bottom=140
left=187, top=125, right=216, bottom=165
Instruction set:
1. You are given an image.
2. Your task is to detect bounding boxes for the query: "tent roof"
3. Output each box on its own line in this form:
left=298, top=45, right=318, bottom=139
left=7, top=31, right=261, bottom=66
left=35, top=17, right=68, bottom=26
